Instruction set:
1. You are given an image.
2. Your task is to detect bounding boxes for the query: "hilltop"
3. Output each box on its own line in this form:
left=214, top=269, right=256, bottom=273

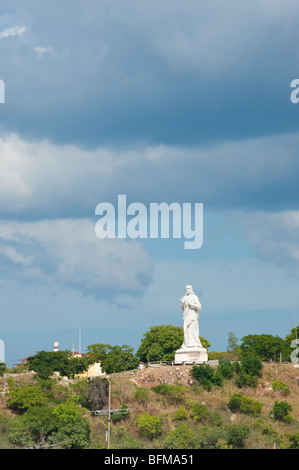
left=1, top=361, right=299, bottom=449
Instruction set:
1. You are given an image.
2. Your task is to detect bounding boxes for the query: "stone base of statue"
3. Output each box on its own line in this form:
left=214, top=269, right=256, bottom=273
left=174, top=346, right=208, bottom=364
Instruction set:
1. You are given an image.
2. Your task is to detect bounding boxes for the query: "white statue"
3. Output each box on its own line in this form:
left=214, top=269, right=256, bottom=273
left=175, top=285, right=208, bottom=363
left=180, top=285, right=203, bottom=348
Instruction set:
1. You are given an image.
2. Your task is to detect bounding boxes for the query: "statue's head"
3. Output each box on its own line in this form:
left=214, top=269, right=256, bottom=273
left=186, top=285, right=193, bottom=294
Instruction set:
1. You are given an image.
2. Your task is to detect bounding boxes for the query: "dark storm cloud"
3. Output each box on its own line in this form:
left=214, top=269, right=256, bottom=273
left=0, top=0, right=299, bottom=147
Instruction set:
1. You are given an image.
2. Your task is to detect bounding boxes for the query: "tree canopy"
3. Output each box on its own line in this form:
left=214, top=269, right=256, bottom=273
left=27, top=350, right=89, bottom=379
left=137, top=325, right=183, bottom=362
left=240, top=334, right=289, bottom=362
left=86, top=344, right=139, bottom=374
left=136, top=325, right=210, bottom=362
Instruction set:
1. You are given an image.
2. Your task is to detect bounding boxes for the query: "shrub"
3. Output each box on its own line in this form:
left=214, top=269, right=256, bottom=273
left=0, top=362, right=7, bottom=377
left=7, top=418, right=34, bottom=448
left=233, top=357, right=262, bottom=388
left=217, top=359, right=234, bottom=379
left=172, top=406, right=188, bottom=421
left=228, top=393, right=263, bottom=417
left=272, top=380, right=290, bottom=396
left=192, top=425, right=227, bottom=449
left=216, top=438, right=232, bottom=449
left=235, top=372, right=258, bottom=388
left=190, top=403, right=211, bottom=423
left=134, top=386, right=150, bottom=408
left=112, top=426, right=145, bottom=449
left=240, top=357, right=263, bottom=376
left=209, top=411, right=223, bottom=427
left=191, top=364, right=223, bottom=391
left=135, top=412, right=163, bottom=439
left=163, top=423, right=194, bottom=449
left=271, top=401, right=293, bottom=422
left=253, top=418, right=280, bottom=440
left=164, top=423, right=250, bottom=450
left=225, top=424, right=251, bottom=448
left=152, top=383, right=186, bottom=404
left=287, top=433, right=299, bottom=449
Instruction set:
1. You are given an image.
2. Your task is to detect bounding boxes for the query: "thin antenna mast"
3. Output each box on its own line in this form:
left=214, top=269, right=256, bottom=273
left=79, top=325, right=81, bottom=355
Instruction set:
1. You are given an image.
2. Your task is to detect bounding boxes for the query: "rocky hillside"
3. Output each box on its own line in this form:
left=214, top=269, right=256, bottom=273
left=1, top=361, right=299, bottom=449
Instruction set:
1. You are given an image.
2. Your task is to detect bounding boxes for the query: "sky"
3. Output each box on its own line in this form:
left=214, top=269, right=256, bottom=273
left=1, top=0, right=299, bottom=366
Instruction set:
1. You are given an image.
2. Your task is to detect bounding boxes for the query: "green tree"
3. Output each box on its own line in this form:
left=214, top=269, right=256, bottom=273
left=240, top=334, right=288, bottom=362
left=21, top=405, right=56, bottom=440
left=137, top=325, right=183, bottom=362
left=7, top=379, right=48, bottom=411
left=137, top=325, right=210, bottom=362
left=27, top=350, right=89, bottom=379
left=199, top=336, right=211, bottom=350
left=227, top=332, right=240, bottom=360
left=86, top=344, right=139, bottom=373
left=49, top=399, right=90, bottom=449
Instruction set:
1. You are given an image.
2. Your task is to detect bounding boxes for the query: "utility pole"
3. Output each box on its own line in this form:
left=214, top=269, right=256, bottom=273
left=107, top=379, right=111, bottom=449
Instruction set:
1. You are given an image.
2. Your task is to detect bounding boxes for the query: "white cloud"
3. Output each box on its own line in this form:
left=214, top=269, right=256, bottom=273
left=34, top=46, right=54, bottom=59
left=0, top=218, right=153, bottom=296
left=1, top=131, right=299, bottom=217
left=0, top=25, right=26, bottom=39
left=0, top=133, right=126, bottom=214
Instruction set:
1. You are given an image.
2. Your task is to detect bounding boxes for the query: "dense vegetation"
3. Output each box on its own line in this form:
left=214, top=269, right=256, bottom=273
left=0, top=326, right=298, bottom=449
left=1, top=359, right=298, bottom=449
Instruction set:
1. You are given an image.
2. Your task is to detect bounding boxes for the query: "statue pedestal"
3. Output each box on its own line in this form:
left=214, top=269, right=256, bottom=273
left=174, top=346, right=208, bottom=364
